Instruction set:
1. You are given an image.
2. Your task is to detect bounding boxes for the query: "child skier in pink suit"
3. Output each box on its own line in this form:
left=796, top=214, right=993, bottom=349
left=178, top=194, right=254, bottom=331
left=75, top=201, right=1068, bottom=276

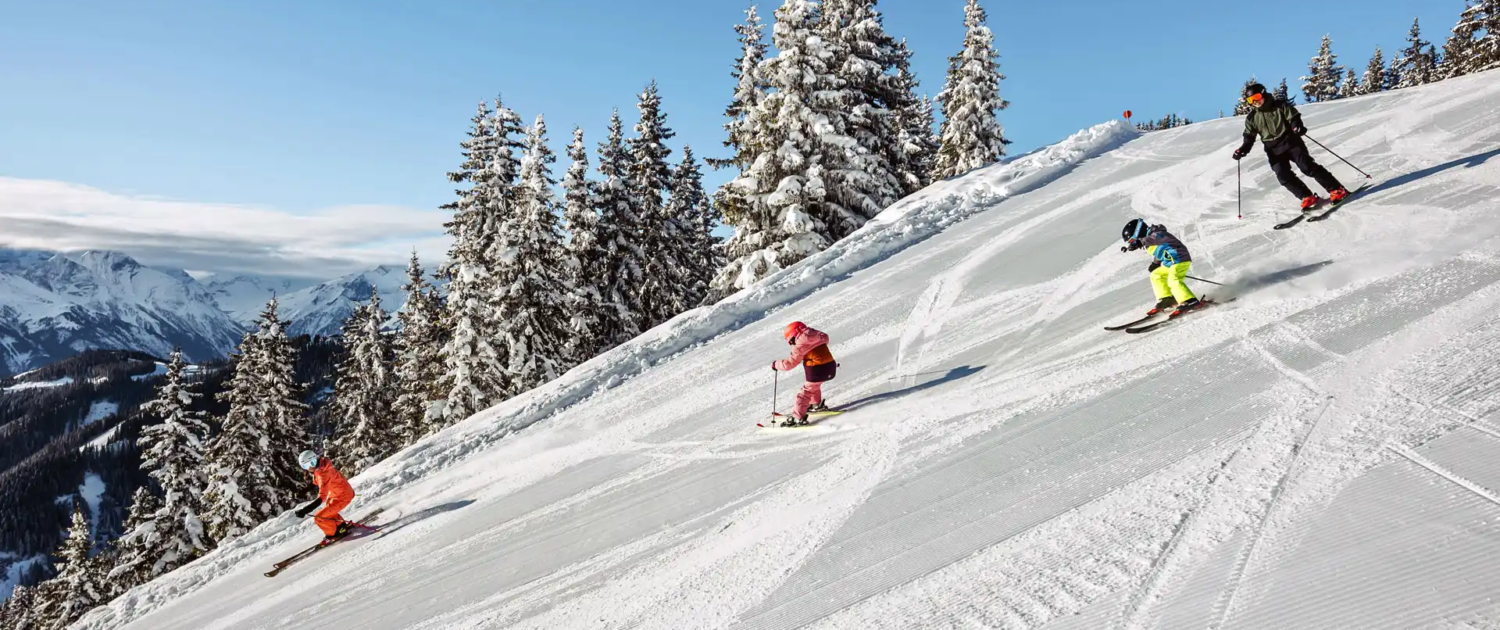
left=772, top=322, right=837, bottom=425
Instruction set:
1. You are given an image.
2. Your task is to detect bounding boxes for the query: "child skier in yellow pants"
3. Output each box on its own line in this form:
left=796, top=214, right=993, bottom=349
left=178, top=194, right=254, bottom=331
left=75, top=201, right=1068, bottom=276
left=1121, top=218, right=1203, bottom=317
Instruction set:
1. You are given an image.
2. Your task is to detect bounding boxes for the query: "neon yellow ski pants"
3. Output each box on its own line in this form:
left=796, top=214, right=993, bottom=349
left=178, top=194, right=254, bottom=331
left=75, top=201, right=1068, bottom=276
left=1151, top=261, right=1197, bottom=303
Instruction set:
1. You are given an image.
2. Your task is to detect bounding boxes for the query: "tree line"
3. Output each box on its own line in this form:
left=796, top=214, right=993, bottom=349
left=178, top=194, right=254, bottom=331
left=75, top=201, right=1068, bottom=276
left=1243, top=5, right=1496, bottom=113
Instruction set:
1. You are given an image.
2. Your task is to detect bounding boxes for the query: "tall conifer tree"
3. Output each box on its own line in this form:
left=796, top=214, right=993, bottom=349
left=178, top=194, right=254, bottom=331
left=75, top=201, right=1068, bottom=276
left=934, top=0, right=1009, bottom=178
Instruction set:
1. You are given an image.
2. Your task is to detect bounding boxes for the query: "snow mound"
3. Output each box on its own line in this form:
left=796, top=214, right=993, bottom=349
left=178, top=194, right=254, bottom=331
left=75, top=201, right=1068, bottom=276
left=81, top=72, right=1500, bottom=630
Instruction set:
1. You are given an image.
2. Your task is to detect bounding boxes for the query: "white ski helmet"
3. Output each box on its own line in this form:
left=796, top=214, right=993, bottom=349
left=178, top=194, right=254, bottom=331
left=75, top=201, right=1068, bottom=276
left=298, top=450, right=320, bottom=471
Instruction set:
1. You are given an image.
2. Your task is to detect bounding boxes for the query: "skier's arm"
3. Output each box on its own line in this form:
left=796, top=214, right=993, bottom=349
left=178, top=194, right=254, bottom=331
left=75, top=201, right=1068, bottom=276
left=1233, top=114, right=1256, bottom=158
left=775, top=330, right=827, bottom=371
left=1286, top=104, right=1307, bottom=136
left=294, top=497, right=323, bottom=518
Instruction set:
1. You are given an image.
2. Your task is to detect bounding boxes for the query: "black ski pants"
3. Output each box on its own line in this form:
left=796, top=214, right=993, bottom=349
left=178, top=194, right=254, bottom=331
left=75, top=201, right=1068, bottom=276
left=1265, top=136, right=1343, bottom=199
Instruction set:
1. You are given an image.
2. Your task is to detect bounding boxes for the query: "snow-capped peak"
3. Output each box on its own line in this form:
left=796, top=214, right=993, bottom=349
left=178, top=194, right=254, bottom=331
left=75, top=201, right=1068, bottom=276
left=0, top=248, right=246, bottom=377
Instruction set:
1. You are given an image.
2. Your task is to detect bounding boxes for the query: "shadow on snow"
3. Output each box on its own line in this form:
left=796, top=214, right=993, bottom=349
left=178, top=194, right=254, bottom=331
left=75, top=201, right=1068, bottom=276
left=837, top=365, right=987, bottom=413
left=372, top=500, right=477, bottom=537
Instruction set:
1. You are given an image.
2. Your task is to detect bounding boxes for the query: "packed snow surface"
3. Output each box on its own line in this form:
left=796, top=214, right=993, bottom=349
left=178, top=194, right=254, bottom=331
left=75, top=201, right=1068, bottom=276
left=82, top=400, right=119, bottom=426
left=82, top=73, right=1500, bottom=629
left=130, top=362, right=168, bottom=381
left=0, top=555, right=45, bottom=601
left=81, top=426, right=122, bottom=452
left=3, top=376, right=74, bottom=392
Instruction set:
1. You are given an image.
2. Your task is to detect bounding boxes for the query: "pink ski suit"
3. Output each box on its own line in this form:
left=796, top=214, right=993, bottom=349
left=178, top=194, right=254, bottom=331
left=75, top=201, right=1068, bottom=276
left=774, top=327, right=837, bottom=418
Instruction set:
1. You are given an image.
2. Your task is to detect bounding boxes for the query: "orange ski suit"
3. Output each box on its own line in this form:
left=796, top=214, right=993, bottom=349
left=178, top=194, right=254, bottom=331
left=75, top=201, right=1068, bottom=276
left=311, top=459, right=355, bottom=536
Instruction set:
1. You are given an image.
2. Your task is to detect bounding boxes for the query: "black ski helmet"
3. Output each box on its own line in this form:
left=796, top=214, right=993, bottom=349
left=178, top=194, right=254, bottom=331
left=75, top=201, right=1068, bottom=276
left=1243, top=82, right=1268, bottom=98
left=1122, top=218, right=1148, bottom=243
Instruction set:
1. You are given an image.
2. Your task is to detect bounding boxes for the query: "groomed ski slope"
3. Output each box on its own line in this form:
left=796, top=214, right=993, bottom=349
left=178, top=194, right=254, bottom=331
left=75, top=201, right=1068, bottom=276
left=81, top=72, right=1500, bottom=630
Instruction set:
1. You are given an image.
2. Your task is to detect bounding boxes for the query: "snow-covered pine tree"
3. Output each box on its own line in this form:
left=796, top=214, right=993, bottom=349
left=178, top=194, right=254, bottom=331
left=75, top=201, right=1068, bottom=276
left=820, top=0, right=906, bottom=212
left=1394, top=18, right=1438, bottom=88
left=897, top=91, right=940, bottom=191
left=593, top=110, right=648, bottom=349
left=50, top=506, right=105, bottom=627
left=128, top=349, right=212, bottom=578
left=710, top=5, right=771, bottom=273
left=934, top=0, right=1009, bottom=179
left=629, top=82, right=696, bottom=329
left=712, top=0, right=854, bottom=297
left=1441, top=2, right=1480, bottom=79
left=249, top=298, right=310, bottom=508
left=15, top=580, right=61, bottom=630
left=107, top=486, right=159, bottom=595
left=1233, top=78, right=1259, bottom=116
left=712, top=4, right=769, bottom=180
left=331, top=290, right=397, bottom=473
left=491, top=114, right=574, bottom=394
left=2, top=584, right=36, bottom=629
left=559, top=127, right=607, bottom=364
left=1454, top=0, right=1500, bottom=74
left=1359, top=46, right=1387, bottom=95
left=438, top=100, right=515, bottom=422
left=1338, top=68, right=1360, bottom=98
left=201, top=333, right=273, bottom=543
left=1273, top=78, right=1296, bottom=104
left=1301, top=35, right=1344, bottom=102
left=393, top=251, right=447, bottom=443
left=665, top=146, right=715, bottom=308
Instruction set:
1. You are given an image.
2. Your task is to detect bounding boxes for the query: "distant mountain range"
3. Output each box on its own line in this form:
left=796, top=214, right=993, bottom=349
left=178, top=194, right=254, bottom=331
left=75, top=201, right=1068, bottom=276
left=0, top=249, right=422, bottom=378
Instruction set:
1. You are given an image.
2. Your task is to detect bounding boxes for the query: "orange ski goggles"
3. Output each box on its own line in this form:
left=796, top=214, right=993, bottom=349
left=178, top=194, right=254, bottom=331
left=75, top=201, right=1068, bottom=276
left=1244, top=92, right=1265, bottom=106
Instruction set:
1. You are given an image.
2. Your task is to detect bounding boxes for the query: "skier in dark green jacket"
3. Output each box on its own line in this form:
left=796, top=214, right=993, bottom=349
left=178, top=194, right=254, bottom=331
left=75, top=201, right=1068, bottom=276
left=1233, top=82, right=1349, bottom=212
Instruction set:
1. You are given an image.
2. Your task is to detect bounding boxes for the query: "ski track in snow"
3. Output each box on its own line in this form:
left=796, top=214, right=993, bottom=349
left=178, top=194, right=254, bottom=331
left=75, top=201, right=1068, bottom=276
left=77, top=72, right=1500, bottom=630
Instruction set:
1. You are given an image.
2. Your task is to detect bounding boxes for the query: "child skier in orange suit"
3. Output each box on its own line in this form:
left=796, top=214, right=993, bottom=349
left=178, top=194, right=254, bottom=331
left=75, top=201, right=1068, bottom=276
left=294, top=450, right=355, bottom=544
left=772, top=321, right=837, bottom=426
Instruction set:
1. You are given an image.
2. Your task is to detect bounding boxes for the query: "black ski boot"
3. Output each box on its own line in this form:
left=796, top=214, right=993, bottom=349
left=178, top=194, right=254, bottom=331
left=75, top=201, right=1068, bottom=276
left=1171, top=298, right=1204, bottom=317
left=1147, top=297, right=1177, bottom=316
left=810, top=401, right=831, bottom=413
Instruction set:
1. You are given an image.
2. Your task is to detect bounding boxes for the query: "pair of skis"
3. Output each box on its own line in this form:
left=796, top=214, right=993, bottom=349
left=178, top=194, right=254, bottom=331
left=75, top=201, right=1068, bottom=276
left=758, top=409, right=845, bottom=429
left=1104, top=297, right=1228, bottom=334
left=264, top=510, right=385, bottom=578
left=1272, top=182, right=1370, bottom=230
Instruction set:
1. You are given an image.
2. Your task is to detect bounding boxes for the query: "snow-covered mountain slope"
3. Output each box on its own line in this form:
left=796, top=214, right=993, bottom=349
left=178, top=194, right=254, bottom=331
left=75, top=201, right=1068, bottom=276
left=82, top=72, right=1500, bottom=630
left=204, top=275, right=314, bottom=326
left=276, top=265, right=408, bottom=337
left=0, top=250, right=245, bottom=377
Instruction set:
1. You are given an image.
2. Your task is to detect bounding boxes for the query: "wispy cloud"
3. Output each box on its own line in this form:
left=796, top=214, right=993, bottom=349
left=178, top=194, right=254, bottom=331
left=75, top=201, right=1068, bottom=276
left=0, top=177, right=451, bottom=279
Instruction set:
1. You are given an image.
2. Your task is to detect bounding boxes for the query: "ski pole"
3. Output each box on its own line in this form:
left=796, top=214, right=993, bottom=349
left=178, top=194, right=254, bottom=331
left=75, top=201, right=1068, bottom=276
left=1305, top=135, right=1372, bottom=179
left=1187, top=274, right=1227, bottom=287
left=1236, top=159, right=1242, bottom=220
left=771, top=369, right=779, bottom=417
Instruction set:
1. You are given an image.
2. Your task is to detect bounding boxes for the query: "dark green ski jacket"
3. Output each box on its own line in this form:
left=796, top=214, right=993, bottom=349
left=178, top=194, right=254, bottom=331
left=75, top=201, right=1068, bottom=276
left=1240, top=99, right=1304, bottom=151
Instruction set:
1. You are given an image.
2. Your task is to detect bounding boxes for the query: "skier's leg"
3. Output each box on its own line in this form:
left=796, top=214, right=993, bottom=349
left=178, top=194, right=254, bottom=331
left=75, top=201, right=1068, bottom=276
left=1166, top=262, right=1197, bottom=303
left=314, top=508, right=340, bottom=536
left=1150, top=264, right=1173, bottom=300
left=1268, top=149, right=1314, bottom=199
left=314, top=495, right=352, bottom=536
left=794, top=382, right=819, bottom=418
left=1289, top=140, right=1344, bottom=192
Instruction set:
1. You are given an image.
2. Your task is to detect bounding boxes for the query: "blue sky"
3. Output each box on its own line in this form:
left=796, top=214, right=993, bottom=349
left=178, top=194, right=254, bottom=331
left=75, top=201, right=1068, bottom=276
left=0, top=0, right=1458, bottom=276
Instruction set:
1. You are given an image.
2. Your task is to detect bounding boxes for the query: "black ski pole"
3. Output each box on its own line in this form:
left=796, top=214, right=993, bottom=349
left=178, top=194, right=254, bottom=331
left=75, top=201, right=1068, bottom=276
left=1236, top=159, right=1242, bottom=220
left=1187, top=274, right=1228, bottom=287
left=1305, top=135, right=1372, bottom=179
left=771, top=369, right=779, bottom=417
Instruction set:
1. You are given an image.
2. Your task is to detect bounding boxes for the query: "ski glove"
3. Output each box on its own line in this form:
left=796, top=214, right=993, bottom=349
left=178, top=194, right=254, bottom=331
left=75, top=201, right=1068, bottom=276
left=295, top=499, right=322, bottom=518
left=1292, top=126, right=1307, bottom=136
left=1232, top=148, right=1247, bottom=160
left=1148, top=261, right=1161, bottom=273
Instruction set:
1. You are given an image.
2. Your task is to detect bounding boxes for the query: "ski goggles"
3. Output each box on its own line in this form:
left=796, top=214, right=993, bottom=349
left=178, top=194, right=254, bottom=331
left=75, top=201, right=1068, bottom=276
left=1244, top=93, right=1265, bottom=106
